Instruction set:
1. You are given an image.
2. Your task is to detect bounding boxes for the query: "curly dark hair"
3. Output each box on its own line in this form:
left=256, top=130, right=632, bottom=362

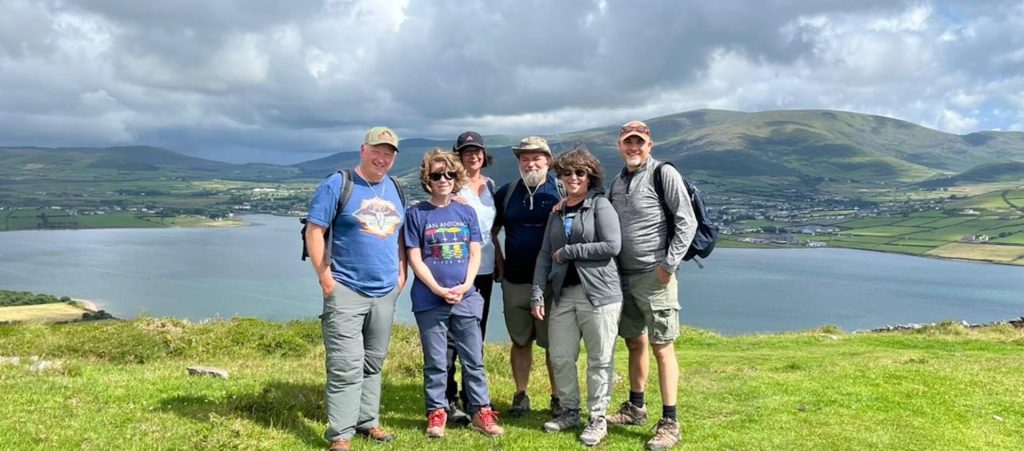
left=552, top=144, right=604, bottom=189
left=419, top=148, right=468, bottom=194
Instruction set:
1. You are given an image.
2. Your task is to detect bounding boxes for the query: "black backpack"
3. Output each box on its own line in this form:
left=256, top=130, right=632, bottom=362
left=299, top=169, right=407, bottom=261
left=613, top=162, right=719, bottom=266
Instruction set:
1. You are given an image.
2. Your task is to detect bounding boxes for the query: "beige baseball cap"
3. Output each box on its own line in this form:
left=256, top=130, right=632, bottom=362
left=364, top=126, right=399, bottom=151
left=512, top=135, right=552, bottom=158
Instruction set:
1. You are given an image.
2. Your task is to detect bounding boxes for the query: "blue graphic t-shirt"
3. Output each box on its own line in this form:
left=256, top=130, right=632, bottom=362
left=404, top=201, right=483, bottom=317
left=494, top=174, right=562, bottom=284
left=307, top=172, right=405, bottom=298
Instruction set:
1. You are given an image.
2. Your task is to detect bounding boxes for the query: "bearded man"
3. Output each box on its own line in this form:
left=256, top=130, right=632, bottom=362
left=491, top=136, right=562, bottom=418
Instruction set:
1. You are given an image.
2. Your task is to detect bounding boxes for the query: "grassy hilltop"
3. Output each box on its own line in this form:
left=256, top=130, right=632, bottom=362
left=1, top=318, right=1022, bottom=450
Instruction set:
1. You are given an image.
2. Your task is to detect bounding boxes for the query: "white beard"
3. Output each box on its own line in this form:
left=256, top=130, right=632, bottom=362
left=520, top=168, right=545, bottom=187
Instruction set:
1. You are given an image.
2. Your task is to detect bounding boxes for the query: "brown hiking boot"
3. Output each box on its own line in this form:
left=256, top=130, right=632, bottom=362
left=645, top=418, right=681, bottom=450
left=607, top=401, right=648, bottom=425
left=356, top=426, right=394, bottom=442
left=327, top=438, right=350, bottom=451
left=471, top=406, right=505, bottom=437
left=426, top=408, right=447, bottom=438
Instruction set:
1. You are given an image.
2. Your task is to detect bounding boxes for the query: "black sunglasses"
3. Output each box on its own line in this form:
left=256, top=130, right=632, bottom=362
left=428, top=171, right=457, bottom=181
left=558, top=169, right=589, bottom=178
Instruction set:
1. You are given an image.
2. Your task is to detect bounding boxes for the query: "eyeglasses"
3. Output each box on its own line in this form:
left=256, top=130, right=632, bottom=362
left=558, top=169, right=589, bottom=178
left=428, top=171, right=457, bottom=181
left=619, top=123, right=651, bottom=137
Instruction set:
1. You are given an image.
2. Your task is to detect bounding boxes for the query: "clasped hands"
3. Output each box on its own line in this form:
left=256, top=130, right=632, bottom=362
left=433, top=284, right=471, bottom=304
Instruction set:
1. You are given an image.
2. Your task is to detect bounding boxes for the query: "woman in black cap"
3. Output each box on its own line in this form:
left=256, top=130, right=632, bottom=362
left=444, top=131, right=498, bottom=423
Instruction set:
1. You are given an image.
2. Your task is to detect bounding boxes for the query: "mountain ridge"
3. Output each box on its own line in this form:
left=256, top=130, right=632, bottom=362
left=4, top=109, right=1023, bottom=188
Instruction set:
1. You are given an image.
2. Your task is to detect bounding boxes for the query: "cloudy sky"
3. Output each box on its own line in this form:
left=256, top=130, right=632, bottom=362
left=1, top=0, right=1022, bottom=163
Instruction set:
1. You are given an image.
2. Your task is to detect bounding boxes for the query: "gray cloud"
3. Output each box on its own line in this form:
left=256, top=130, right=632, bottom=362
left=0, top=0, right=1020, bottom=163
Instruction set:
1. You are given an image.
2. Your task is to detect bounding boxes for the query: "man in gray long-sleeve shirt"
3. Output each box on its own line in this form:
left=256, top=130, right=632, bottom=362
left=605, top=120, right=696, bottom=451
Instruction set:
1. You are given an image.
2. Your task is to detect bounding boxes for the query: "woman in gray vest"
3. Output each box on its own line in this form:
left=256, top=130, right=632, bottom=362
left=530, top=145, right=622, bottom=447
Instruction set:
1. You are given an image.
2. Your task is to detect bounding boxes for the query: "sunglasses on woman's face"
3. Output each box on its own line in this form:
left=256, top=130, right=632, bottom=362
left=429, top=171, right=457, bottom=181
left=559, top=169, right=589, bottom=178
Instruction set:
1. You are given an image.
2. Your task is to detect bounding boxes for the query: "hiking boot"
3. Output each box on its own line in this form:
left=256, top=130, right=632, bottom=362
left=426, top=408, right=447, bottom=438
left=579, top=416, right=608, bottom=447
left=327, top=439, right=350, bottom=451
left=550, top=395, right=564, bottom=418
left=509, top=391, right=530, bottom=417
left=356, top=426, right=394, bottom=442
left=607, top=400, right=648, bottom=426
left=471, top=406, right=505, bottom=437
left=645, top=418, right=681, bottom=450
left=448, top=399, right=471, bottom=426
left=542, top=408, right=580, bottom=432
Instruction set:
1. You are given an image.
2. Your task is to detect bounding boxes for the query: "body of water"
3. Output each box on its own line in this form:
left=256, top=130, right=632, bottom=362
left=1, top=215, right=1021, bottom=338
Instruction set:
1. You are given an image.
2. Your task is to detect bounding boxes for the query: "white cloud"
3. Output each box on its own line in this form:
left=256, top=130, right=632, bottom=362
left=0, top=0, right=1022, bottom=163
left=937, top=108, right=978, bottom=134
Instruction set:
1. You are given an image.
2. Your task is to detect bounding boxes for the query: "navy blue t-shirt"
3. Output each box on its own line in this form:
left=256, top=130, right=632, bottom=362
left=404, top=201, right=483, bottom=318
left=494, top=174, right=562, bottom=284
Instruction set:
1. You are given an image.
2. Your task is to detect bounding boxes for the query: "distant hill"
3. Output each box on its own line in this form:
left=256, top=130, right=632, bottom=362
left=918, top=161, right=1024, bottom=188
left=5, top=110, right=1024, bottom=191
left=0, top=146, right=300, bottom=181
left=546, top=109, right=1024, bottom=184
left=350, top=110, right=1024, bottom=193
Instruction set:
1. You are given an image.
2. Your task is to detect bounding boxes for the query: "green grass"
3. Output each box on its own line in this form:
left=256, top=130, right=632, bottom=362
left=892, top=217, right=944, bottom=227
left=835, top=218, right=904, bottom=229
left=920, top=217, right=975, bottom=228
left=842, top=226, right=927, bottom=236
left=1, top=319, right=1022, bottom=450
left=992, top=234, right=1024, bottom=245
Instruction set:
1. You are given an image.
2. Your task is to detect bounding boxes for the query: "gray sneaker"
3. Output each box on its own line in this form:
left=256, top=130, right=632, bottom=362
left=542, top=408, right=580, bottom=432
left=607, top=401, right=648, bottom=426
left=645, top=418, right=681, bottom=450
left=509, top=391, right=530, bottom=417
left=578, top=416, right=607, bottom=446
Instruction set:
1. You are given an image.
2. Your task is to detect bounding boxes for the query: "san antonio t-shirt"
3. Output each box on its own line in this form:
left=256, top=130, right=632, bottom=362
left=404, top=201, right=483, bottom=318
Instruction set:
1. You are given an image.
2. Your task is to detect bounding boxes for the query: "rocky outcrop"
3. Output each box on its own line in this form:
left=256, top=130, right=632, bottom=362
left=186, top=366, right=229, bottom=379
left=855, top=317, right=1024, bottom=333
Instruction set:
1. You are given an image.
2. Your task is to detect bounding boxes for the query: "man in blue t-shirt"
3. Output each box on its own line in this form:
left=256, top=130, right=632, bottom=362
left=492, top=135, right=563, bottom=418
left=305, top=126, right=406, bottom=451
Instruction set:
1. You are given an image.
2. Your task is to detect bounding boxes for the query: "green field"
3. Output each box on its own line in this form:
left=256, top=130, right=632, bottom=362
left=843, top=225, right=928, bottom=236
left=1, top=319, right=1022, bottom=450
left=834, top=218, right=903, bottom=229
left=892, top=217, right=944, bottom=227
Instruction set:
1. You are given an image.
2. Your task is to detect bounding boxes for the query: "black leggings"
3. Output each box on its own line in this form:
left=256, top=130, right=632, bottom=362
left=445, top=273, right=494, bottom=405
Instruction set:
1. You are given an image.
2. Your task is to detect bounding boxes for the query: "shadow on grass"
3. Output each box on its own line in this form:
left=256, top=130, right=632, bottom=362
left=158, top=378, right=434, bottom=447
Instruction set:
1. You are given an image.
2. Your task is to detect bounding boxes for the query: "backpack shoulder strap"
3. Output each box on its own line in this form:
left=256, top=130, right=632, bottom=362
left=555, top=177, right=566, bottom=199
left=653, top=162, right=682, bottom=240
left=652, top=161, right=676, bottom=205
left=338, top=169, right=354, bottom=216
left=502, top=179, right=520, bottom=216
left=486, top=177, right=496, bottom=199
